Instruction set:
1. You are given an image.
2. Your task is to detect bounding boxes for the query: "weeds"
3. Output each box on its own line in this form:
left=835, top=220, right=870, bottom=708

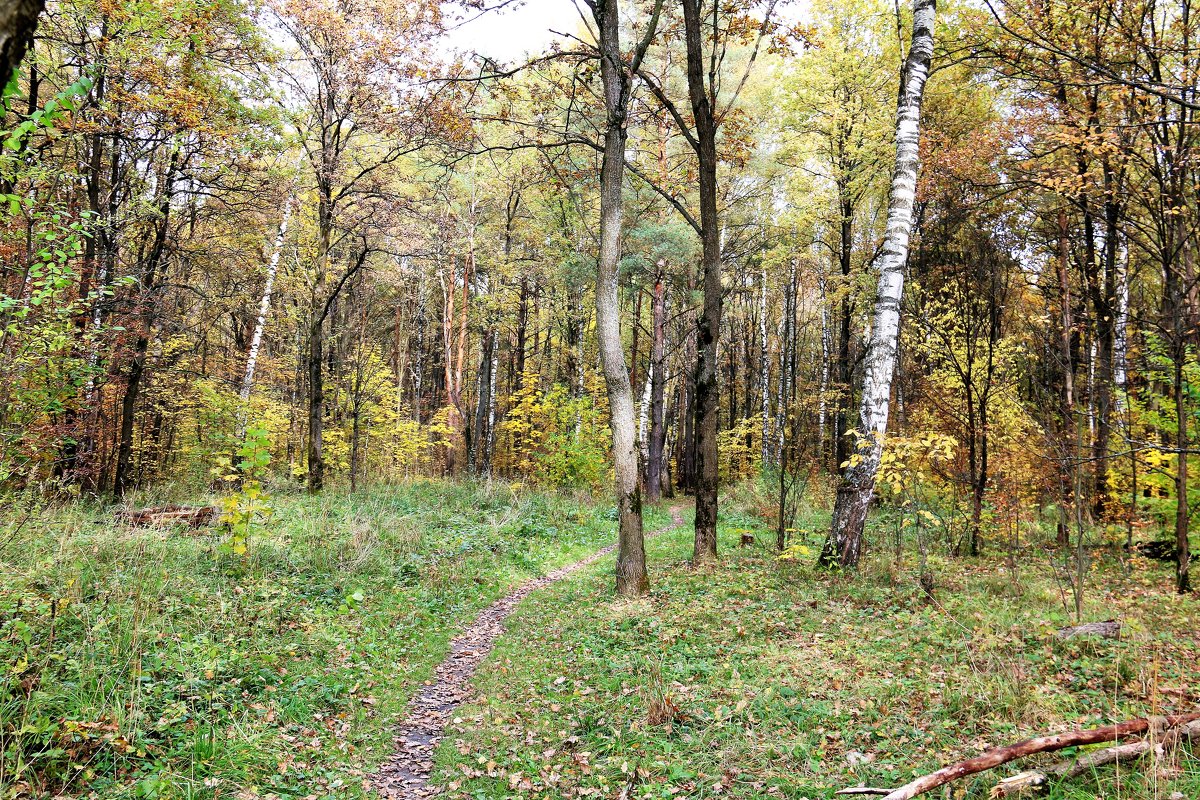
left=0, top=480, right=617, bottom=799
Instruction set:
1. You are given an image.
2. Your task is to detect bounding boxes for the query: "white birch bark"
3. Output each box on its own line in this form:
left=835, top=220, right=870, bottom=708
left=759, top=264, right=770, bottom=466
left=818, top=268, right=831, bottom=462
left=1087, top=337, right=1097, bottom=441
left=774, top=301, right=787, bottom=461
left=1114, top=241, right=1129, bottom=413
left=821, top=0, right=936, bottom=568
left=639, top=367, right=652, bottom=465
left=240, top=197, right=294, bottom=405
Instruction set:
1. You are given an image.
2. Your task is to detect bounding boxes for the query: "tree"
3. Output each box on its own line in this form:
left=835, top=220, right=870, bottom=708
left=820, top=0, right=936, bottom=569
left=634, top=0, right=777, bottom=563
left=0, top=0, right=43, bottom=91
left=587, top=0, right=662, bottom=595
left=273, top=0, right=444, bottom=492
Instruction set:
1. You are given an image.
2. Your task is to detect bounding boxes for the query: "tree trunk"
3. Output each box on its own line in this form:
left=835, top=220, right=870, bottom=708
left=836, top=203, right=854, bottom=473
left=820, top=0, right=935, bottom=568
left=818, top=269, right=832, bottom=466
left=238, top=196, right=293, bottom=438
left=307, top=315, right=324, bottom=492
left=114, top=151, right=178, bottom=499
left=1054, top=210, right=1076, bottom=546
left=682, top=0, right=722, bottom=563
left=0, top=0, right=43, bottom=91
left=1174, top=351, right=1190, bottom=593
left=515, top=275, right=529, bottom=388
left=759, top=264, right=771, bottom=466
left=647, top=271, right=667, bottom=502
left=486, top=329, right=498, bottom=470
left=471, top=326, right=495, bottom=474
left=592, top=0, right=655, bottom=596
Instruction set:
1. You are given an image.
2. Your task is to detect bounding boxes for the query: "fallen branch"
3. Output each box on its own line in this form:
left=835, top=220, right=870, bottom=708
left=991, top=718, right=1200, bottom=797
left=861, top=713, right=1200, bottom=800
left=834, top=789, right=890, bottom=796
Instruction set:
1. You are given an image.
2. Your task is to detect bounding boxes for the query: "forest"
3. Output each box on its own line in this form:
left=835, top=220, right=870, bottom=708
left=0, top=0, right=1197, bottom=797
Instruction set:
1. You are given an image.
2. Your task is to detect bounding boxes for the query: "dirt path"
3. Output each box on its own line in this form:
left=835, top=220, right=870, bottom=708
left=372, top=506, right=685, bottom=799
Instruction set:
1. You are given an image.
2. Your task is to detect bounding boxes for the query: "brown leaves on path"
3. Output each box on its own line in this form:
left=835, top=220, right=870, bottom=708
left=371, top=506, right=685, bottom=799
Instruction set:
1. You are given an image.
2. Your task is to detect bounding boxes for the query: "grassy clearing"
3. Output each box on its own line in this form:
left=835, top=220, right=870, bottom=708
left=0, top=481, right=655, bottom=800
left=434, top=492, right=1199, bottom=800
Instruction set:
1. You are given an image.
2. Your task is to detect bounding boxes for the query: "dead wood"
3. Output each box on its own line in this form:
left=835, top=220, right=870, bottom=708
left=857, top=713, right=1200, bottom=800
left=991, top=718, right=1200, bottom=796
left=116, top=505, right=218, bottom=528
left=834, top=789, right=890, bottom=796
left=1056, top=620, right=1120, bottom=639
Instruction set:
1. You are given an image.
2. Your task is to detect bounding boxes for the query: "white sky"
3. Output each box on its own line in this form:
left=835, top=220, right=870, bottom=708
left=440, top=0, right=591, bottom=64
left=439, top=0, right=809, bottom=64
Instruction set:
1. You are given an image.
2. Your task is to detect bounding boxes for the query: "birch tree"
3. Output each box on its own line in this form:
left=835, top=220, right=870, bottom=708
left=819, top=0, right=936, bottom=568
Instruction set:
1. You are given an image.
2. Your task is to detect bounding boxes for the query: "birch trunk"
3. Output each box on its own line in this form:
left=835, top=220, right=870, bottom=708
left=1113, top=241, right=1129, bottom=413
left=818, top=269, right=832, bottom=465
left=820, top=0, right=935, bottom=568
left=238, top=196, right=294, bottom=438
left=638, top=367, right=652, bottom=467
left=759, top=264, right=770, bottom=466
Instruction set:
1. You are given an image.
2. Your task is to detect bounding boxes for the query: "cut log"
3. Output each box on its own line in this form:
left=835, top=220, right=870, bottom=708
left=117, top=505, right=218, bottom=528
left=1056, top=621, right=1120, bottom=640
left=863, top=713, right=1200, bottom=800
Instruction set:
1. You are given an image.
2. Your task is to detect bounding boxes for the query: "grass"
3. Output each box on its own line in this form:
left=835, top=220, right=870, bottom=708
left=0, top=480, right=657, bottom=800
left=3, top=478, right=1196, bottom=799
left=431, top=490, right=1200, bottom=800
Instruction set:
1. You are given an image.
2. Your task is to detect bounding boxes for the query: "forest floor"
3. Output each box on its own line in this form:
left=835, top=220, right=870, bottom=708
left=1, top=481, right=1197, bottom=800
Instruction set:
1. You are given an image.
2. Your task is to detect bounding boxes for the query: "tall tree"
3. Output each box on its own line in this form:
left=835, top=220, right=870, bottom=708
left=820, top=0, right=936, bottom=568
left=635, top=0, right=777, bottom=562
left=588, top=0, right=661, bottom=596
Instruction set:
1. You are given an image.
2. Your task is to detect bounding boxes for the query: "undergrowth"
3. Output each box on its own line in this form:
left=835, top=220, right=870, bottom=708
left=0, top=480, right=638, bottom=799
left=434, top=492, right=1199, bottom=799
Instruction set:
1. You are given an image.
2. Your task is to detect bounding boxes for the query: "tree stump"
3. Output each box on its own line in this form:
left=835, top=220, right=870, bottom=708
left=1056, top=620, right=1120, bottom=640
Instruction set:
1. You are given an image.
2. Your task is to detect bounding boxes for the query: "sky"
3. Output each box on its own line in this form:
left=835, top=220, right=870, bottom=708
left=438, top=0, right=810, bottom=65
left=439, top=0, right=590, bottom=64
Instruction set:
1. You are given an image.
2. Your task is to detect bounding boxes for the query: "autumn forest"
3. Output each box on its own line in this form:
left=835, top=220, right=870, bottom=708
left=0, top=0, right=1198, bottom=797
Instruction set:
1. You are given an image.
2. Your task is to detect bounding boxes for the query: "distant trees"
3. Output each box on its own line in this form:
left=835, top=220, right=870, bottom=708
left=0, top=0, right=1194, bottom=593
left=273, top=0, right=444, bottom=492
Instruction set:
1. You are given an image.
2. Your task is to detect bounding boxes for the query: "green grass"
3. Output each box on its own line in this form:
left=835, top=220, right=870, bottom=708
left=0, top=480, right=652, bottom=800
left=4, top=479, right=1196, bottom=800
left=433, top=495, right=1200, bottom=800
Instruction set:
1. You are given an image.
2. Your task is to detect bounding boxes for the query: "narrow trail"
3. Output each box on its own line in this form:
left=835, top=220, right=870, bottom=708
left=372, top=505, right=685, bottom=799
